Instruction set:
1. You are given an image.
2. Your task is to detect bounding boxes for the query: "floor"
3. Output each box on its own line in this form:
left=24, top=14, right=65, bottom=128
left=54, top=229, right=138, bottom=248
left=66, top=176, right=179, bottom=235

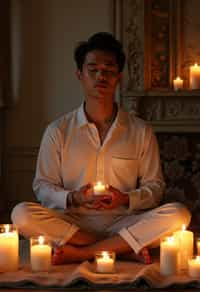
left=0, top=289, right=197, bottom=292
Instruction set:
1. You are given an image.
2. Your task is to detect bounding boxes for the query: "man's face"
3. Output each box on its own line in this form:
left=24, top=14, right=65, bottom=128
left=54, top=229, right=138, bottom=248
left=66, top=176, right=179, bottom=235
left=76, top=50, right=122, bottom=103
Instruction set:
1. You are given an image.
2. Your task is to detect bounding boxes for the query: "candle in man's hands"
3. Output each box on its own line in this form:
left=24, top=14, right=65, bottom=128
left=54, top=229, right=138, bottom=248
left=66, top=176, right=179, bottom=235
left=31, top=235, right=51, bottom=272
left=93, top=181, right=106, bottom=195
left=0, top=224, right=19, bottom=272
left=95, top=251, right=115, bottom=273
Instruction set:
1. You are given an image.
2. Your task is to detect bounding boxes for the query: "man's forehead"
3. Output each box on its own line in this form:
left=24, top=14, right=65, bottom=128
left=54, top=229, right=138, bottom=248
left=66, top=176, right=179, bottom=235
left=84, top=50, right=118, bottom=66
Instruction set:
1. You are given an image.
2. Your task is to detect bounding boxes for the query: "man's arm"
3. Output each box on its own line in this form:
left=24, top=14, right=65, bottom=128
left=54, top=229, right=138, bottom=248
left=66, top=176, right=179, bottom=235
left=33, top=125, right=70, bottom=209
left=127, top=124, right=165, bottom=212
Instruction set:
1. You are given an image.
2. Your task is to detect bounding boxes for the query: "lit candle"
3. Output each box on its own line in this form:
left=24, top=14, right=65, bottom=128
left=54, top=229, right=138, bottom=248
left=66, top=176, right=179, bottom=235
left=0, top=224, right=19, bottom=272
left=190, top=63, right=200, bottom=89
left=160, top=236, right=179, bottom=276
left=196, top=238, right=200, bottom=255
left=174, top=224, right=194, bottom=270
left=173, top=77, right=183, bottom=91
left=30, top=236, right=51, bottom=272
left=95, top=251, right=115, bottom=273
left=188, top=256, right=200, bottom=278
left=93, top=181, right=106, bottom=195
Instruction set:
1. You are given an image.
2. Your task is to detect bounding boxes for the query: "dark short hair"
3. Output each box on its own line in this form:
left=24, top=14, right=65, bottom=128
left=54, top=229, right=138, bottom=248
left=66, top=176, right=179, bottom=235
left=74, top=32, right=126, bottom=72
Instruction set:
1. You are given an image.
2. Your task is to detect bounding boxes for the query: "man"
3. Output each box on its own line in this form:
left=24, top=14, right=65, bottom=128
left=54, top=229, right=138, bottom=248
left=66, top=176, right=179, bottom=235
left=11, top=32, right=191, bottom=265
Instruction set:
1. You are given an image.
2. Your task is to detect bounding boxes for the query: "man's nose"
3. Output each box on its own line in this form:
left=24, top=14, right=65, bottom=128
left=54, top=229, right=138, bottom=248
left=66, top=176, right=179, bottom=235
left=96, top=70, right=106, bottom=80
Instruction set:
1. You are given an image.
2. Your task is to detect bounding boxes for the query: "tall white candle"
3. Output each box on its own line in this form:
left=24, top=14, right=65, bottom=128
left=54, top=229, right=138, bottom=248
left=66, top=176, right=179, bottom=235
left=173, top=77, right=183, bottom=91
left=0, top=224, right=19, bottom=272
left=190, top=63, right=200, bottom=89
left=188, top=256, right=200, bottom=278
left=160, top=236, right=179, bottom=276
left=93, top=181, right=106, bottom=195
left=174, top=224, right=194, bottom=270
left=31, top=236, right=51, bottom=272
left=96, top=251, right=115, bottom=273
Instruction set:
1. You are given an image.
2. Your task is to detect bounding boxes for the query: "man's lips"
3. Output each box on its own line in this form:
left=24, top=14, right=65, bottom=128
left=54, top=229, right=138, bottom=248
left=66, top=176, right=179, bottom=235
left=95, top=83, right=108, bottom=88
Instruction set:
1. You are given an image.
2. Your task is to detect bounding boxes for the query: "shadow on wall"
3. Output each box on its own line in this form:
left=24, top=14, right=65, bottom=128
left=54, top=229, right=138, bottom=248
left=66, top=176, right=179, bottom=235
left=158, top=133, right=200, bottom=230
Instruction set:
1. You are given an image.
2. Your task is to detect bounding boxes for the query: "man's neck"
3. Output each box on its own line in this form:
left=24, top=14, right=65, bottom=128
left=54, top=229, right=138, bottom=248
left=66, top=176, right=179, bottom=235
left=84, top=101, right=117, bottom=127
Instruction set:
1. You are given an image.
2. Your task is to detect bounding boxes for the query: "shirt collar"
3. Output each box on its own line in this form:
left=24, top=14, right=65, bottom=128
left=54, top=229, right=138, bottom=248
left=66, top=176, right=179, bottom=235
left=76, top=103, right=89, bottom=128
left=76, top=102, right=129, bottom=129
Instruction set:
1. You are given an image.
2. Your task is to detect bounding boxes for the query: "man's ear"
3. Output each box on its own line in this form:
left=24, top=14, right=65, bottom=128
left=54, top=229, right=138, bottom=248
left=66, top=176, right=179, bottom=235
left=76, top=69, right=82, bottom=80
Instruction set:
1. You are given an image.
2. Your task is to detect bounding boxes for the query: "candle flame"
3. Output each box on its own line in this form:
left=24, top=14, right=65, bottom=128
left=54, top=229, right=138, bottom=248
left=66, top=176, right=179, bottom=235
left=196, top=256, right=200, bottom=261
left=38, top=236, right=44, bottom=245
left=182, top=224, right=186, bottom=231
left=96, top=181, right=103, bottom=186
left=167, top=236, right=174, bottom=244
left=4, top=224, right=10, bottom=233
left=176, top=77, right=181, bottom=80
left=194, top=63, right=198, bottom=67
left=102, top=251, right=110, bottom=260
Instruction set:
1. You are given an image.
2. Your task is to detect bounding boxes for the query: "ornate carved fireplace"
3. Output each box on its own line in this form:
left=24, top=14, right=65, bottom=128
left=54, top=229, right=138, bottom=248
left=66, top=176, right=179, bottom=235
left=114, top=0, right=200, bottom=229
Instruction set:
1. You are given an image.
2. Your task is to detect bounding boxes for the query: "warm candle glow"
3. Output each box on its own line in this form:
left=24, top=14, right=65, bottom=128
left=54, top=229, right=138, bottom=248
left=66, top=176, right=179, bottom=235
left=190, top=63, right=200, bottom=89
left=173, top=76, right=183, bottom=91
left=31, top=236, right=51, bottom=272
left=174, top=226, right=194, bottom=270
left=160, top=236, right=179, bottom=276
left=95, top=251, right=115, bottom=273
left=188, top=256, right=200, bottom=277
left=0, top=224, right=19, bottom=272
left=38, top=236, right=44, bottom=245
left=182, top=224, right=186, bottom=231
left=93, top=181, right=106, bottom=195
left=5, top=224, right=10, bottom=233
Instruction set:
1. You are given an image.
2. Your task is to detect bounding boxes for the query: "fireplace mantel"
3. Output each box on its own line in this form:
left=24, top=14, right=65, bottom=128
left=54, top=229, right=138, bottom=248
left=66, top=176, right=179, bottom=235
left=114, top=0, right=200, bottom=132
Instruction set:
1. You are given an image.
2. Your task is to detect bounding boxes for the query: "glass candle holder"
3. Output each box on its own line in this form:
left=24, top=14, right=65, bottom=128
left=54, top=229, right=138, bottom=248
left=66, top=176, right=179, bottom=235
left=188, top=256, right=200, bottom=278
left=95, top=251, right=116, bottom=273
left=0, top=224, right=19, bottom=272
left=30, top=235, right=51, bottom=272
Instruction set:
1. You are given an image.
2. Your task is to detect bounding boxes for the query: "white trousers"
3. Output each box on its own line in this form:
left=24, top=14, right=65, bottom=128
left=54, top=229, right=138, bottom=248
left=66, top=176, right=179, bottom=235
left=11, top=202, right=191, bottom=254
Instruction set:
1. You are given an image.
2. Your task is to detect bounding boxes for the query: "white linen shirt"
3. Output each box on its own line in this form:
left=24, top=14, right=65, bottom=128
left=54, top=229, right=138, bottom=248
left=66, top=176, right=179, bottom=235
left=33, top=104, right=165, bottom=214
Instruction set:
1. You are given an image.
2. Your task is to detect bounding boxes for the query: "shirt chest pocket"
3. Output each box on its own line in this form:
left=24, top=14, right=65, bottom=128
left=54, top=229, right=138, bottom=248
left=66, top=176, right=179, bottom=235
left=110, top=156, right=139, bottom=190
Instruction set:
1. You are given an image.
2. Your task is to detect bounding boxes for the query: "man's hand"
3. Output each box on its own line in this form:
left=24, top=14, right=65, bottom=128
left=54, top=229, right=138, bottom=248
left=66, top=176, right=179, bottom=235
left=67, top=184, right=94, bottom=207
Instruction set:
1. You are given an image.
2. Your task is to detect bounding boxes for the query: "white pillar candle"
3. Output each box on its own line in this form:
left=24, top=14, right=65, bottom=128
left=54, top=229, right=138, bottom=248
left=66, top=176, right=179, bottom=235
left=160, top=236, right=179, bottom=276
left=93, top=181, right=106, bottom=195
left=31, top=236, right=51, bottom=272
left=188, top=256, right=200, bottom=278
left=0, top=224, right=19, bottom=272
left=95, top=251, right=115, bottom=273
left=173, top=77, right=183, bottom=91
left=174, top=224, right=194, bottom=270
left=190, top=63, right=200, bottom=89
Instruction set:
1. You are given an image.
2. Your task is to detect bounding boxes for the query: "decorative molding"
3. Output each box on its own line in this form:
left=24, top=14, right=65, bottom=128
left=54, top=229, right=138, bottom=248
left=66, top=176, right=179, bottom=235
left=115, top=0, right=144, bottom=94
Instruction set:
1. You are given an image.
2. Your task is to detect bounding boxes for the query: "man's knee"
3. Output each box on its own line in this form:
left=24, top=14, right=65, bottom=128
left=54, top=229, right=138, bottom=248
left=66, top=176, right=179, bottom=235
left=11, top=202, right=36, bottom=228
left=165, top=202, right=191, bottom=228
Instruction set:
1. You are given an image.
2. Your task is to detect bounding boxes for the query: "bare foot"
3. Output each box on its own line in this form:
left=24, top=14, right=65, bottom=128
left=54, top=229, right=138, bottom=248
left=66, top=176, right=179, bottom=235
left=118, top=247, right=152, bottom=264
left=52, top=245, right=91, bottom=265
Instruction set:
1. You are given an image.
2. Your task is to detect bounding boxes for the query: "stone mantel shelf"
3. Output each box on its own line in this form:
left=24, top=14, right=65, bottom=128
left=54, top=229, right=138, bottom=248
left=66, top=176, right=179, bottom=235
left=121, top=92, right=200, bottom=133
left=122, top=90, right=200, bottom=97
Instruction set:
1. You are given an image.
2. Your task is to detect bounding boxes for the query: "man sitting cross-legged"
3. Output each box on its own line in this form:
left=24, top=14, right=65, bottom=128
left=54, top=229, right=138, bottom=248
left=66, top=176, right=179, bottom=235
left=11, top=32, right=191, bottom=265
